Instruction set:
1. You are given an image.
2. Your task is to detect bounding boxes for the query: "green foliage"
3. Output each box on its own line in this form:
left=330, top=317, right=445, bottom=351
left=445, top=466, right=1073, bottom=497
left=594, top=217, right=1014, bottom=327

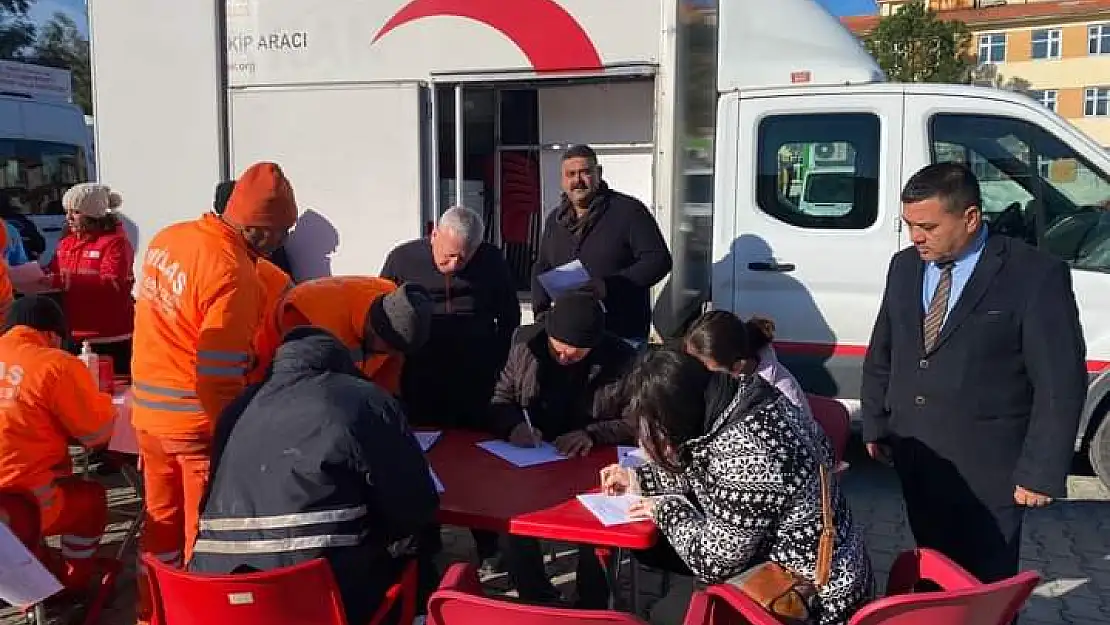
left=864, top=1, right=974, bottom=83
left=0, top=0, right=34, bottom=60
left=29, top=12, right=91, bottom=113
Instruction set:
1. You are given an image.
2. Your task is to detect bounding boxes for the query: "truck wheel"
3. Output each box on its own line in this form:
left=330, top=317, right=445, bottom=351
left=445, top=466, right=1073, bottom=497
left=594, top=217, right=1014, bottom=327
left=1090, top=413, right=1110, bottom=492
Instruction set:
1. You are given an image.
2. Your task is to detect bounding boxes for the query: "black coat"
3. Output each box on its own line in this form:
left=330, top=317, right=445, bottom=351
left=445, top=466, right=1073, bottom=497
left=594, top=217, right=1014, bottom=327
left=381, top=238, right=521, bottom=428
left=861, top=234, right=1087, bottom=503
left=531, top=185, right=672, bottom=340
left=190, top=328, right=438, bottom=625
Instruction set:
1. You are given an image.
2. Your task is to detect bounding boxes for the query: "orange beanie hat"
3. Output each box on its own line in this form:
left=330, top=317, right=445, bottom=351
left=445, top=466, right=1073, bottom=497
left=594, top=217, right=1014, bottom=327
left=223, top=162, right=298, bottom=229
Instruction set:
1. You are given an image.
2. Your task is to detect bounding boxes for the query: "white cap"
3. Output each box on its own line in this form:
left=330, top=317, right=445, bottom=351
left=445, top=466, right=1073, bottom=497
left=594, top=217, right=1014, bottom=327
left=62, top=183, right=122, bottom=219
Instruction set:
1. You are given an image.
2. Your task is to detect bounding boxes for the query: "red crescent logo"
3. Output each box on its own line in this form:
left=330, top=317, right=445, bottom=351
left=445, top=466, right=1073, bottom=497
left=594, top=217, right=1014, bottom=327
left=373, top=0, right=603, bottom=73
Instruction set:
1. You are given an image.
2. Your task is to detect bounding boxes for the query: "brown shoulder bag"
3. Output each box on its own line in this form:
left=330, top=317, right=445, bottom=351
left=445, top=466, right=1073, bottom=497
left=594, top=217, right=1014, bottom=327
left=726, top=463, right=834, bottom=625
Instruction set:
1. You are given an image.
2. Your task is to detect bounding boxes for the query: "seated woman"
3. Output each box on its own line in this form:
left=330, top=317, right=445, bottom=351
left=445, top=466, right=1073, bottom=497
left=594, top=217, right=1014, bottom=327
left=601, top=347, right=873, bottom=625
left=684, top=310, right=813, bottom=420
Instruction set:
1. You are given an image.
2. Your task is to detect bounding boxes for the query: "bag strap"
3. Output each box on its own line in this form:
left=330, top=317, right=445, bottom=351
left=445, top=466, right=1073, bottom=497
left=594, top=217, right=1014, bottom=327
left=814, top=463, right=834, bottom=588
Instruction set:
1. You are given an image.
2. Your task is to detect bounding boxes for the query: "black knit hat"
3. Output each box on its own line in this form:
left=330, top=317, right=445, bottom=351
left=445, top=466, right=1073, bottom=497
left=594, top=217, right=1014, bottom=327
left=4, top=295, right=69, bottom=340
left=546, top=291, right=604, bottom=349
left=213, top=180, right=236, bottom=215
left=367, top=283, right=433, bottom=354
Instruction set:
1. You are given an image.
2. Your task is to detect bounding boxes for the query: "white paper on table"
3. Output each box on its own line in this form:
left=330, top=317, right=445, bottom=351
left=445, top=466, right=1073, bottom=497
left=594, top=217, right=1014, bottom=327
left=8, top=262, right=48, bottom=294
left=475, top=439, right=568, bottom=468
left=618, top=446, right=649, bottom=468
left=576, top=493, right=645, bottom=527
left=414, top=431, right=442, bottom=453
left=536, top=260, right=591, bottom=300
left=0, top=522, right=63, bottom=607
left=108, top=388, right=138, bottom=454
left=429, top=467, right=445, bottom=493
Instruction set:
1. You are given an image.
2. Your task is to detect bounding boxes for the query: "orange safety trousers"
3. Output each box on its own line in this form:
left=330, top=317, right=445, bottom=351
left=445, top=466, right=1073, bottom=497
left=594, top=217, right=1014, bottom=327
left=0, top=478, right=107, bottom=591
left=135, top=429, right=212, bottom=625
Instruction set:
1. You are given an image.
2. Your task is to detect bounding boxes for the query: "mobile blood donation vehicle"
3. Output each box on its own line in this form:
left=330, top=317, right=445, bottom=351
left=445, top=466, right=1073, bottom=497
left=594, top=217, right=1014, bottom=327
left=88, top=0, right=1110, bottom=486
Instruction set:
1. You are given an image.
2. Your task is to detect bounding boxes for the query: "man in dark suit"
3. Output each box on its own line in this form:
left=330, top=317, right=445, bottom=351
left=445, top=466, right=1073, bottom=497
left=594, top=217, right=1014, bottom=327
left=861, top=162, right=1087, bottom=586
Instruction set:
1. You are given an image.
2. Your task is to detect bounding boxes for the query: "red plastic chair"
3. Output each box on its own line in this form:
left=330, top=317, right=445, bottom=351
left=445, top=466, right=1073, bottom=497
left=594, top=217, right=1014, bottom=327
left=427, top=562, right=650, bottom=625
left=143, top=553, right=417, bottom=625
left=806, top=393, right=851, bottom=465
left=683, top=548, right=1041, bottom=625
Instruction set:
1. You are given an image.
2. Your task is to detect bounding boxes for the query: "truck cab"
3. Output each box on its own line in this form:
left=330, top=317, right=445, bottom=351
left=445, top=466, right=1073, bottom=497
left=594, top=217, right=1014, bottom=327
left=696, top=0, right=1110, bottom=487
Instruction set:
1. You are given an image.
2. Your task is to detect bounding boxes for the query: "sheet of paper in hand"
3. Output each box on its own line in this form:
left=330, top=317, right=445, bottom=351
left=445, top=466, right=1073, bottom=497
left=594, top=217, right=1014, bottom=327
left=415, top=431, right=442, bottom=453
left=576, top=493, right=645, bottom=527
left=537, top=259, right=591, bottom=300
left=618, top=446, right=649, bottom=468
left=476, top=440, right=568, bottom=468
left=0, top=522, right=63, bottom=607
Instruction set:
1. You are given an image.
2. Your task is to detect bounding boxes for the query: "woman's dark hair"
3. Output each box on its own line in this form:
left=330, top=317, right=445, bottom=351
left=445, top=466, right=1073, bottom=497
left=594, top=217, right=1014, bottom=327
left=684, top=310, right=777, bottom=369
left=623, top=346, right=712, bottom=473
left=67, top=212, right=121, bottom=236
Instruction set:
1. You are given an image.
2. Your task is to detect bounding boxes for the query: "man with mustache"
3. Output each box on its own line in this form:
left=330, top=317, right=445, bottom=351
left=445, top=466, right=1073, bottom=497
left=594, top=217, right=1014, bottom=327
left=531, top=144, right=672, bottom=347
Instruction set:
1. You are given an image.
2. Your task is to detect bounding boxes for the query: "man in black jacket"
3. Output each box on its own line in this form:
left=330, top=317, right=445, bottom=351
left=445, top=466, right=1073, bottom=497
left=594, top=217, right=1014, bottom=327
left=381, top=205, right=520, bottom=429
left=861, top=163, right=1087, bottom=588
left=190, top=326, right=439, bottom=625
left=531, top=145, right=672, bottom=345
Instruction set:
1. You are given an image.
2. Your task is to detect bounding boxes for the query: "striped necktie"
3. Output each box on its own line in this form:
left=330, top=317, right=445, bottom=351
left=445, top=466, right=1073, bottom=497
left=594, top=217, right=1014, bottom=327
left=923, top=261, right=954, bottom=352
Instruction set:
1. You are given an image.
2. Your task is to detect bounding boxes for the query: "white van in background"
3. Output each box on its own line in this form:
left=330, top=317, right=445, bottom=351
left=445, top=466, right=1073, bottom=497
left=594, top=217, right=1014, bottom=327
left=0, top=59, right=91, bottom=264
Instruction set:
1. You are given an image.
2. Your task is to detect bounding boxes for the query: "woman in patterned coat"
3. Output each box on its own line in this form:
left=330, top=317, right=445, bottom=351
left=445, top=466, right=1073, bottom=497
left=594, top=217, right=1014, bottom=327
left=601, top=347, right=874, bottom=625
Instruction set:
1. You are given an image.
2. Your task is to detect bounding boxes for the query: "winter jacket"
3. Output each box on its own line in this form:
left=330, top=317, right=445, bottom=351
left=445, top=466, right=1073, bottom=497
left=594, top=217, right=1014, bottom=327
left=4, top=222, right=27, bottom=266
left=190, top=328, right=438, bottom=625
left=4, top=214, right=45, bottom=260
left=131, top=214, right=263, bottom=437
left=381, top=238, right=520, bottom=428
left=48, top=225, right=136, bottom=342
left=531, top=184, right=672, bottom=340
left=633, top=375, right=874, bottom=625
left=247, top=258, right=293, bottom=384
left=489, top=323, right=636, bottom=443
left=0, top=326, right=115, bottom=527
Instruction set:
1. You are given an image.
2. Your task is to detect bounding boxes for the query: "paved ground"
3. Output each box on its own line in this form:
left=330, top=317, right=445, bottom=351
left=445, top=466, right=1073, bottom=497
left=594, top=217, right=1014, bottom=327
left=4, top=442, right=1109, bottom=624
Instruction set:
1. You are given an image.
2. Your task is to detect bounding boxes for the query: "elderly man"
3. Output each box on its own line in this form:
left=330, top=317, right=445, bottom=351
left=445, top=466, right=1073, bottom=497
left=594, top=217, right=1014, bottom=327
left=532, top=144, right=672, bottom=346
left=381, top=206, right=520, bottom=429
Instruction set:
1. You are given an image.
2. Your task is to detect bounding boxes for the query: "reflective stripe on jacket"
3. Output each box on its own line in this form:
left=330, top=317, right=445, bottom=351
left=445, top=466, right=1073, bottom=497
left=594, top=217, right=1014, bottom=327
left=130, top=214, right=262, bottom=436
left=0, top=326, right=115, bottom=505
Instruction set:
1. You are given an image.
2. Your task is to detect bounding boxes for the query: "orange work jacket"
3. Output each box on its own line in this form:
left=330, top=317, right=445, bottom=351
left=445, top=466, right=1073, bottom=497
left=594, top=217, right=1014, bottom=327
left=0, top=326, right=115, bottom=510
left=247, top=258, right=293, bottom=384
left=256, top=276, right=403, bottom=395
left=130, top=214, right=263, bottom=437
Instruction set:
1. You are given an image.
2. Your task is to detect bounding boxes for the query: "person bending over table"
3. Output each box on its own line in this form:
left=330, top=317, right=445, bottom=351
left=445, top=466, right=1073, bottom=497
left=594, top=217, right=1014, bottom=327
left=488, top=291, right=636, bottom=607
left=0, top=296, right=116, bottom=594
left=599, top=347, right=874, bottom=625
left=191, top=327, right=439, bottom=625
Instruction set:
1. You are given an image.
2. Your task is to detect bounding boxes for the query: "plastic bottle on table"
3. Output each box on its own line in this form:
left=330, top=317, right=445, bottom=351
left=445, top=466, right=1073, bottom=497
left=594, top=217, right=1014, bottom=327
left=78, top=340, right=99, bottom=381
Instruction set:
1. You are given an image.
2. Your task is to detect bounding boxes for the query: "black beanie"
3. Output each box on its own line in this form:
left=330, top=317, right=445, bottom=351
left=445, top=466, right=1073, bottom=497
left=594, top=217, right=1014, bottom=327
left=5, top=295, right=69, bottom=340
left=546, top=292, right=604, bottom=349
left=213, top=180, right=236, bottom=215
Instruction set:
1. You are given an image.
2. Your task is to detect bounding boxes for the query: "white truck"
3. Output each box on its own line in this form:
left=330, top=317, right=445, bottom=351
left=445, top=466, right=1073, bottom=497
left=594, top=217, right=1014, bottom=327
left=0, top=59, right=92, bottom=263
left=89, top=0, right=1110, bottom=487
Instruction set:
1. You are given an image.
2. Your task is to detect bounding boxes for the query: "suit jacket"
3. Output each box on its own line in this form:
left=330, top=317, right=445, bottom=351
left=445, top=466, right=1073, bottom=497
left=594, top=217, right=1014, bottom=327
left=861, top=234, right=1087, bottom=503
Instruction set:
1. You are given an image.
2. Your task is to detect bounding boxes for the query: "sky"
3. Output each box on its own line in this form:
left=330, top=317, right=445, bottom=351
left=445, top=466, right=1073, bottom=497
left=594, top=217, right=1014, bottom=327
left=23, top=0, right=876, bottom=41
left=28, top=0, right=87, bottom=36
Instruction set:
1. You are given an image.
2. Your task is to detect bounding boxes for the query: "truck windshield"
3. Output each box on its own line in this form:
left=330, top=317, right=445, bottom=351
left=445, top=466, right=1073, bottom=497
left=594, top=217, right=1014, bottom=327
left=0, top=139, right=87, bottom=215
left=931, top=113, right=1110, bottom=274
left=803, top=172, right=855, bottom=204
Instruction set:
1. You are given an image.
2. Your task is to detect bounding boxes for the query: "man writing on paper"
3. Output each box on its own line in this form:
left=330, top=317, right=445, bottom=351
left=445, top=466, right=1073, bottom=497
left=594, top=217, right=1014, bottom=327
left=191, top=327, right=439, bottom=625
left=488, top=291, right=636, bottom=607
left=531, top=144, right=672, bottom=346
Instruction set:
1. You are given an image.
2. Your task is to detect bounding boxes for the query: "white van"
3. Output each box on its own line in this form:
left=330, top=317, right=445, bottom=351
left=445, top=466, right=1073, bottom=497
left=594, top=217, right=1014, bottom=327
left=797, top=166, right=857, bottom=218
left=0, top=60, right=92, bottom=264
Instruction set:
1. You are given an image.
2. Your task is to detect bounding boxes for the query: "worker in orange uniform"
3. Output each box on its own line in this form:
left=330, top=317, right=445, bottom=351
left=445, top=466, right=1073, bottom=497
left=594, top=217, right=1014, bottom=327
left=211, top=179, right=293, bottom=384
left=0, top=295, right=116, bottom=591
left=130, top=162, right=297, bottom=623
left=255, top=277, right=433, bottom=395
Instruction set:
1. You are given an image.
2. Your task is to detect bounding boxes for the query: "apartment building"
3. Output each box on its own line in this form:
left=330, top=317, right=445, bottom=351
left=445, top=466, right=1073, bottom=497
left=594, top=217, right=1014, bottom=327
left=844, top=0, right=1110, bottom=145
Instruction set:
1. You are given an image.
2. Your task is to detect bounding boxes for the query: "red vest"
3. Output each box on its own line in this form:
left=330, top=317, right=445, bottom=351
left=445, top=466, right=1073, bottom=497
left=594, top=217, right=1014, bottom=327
left=49, top=226, right=135, bottom=341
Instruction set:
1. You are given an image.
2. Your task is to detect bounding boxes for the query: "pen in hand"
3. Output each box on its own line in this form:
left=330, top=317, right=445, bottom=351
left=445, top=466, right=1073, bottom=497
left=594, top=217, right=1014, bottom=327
left=522, top=409, right=540, bottom=448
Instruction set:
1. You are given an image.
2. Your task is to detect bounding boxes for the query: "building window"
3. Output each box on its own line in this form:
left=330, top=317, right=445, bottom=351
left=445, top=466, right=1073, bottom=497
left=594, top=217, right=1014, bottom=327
left=1090, top=24, right=1110, bottom=54
left=978, top=33, right=1006, bottom=63
left=1029, top=89, right=1058, bottom=112
left=756, top=113, right=880, bottom=230
left=1031, top=29, right=1062, bottom=59
left=1085, top=87, right=1110, bottom=116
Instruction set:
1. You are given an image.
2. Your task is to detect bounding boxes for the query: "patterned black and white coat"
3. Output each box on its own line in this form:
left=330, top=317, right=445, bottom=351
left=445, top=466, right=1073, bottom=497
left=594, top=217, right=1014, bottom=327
left=633, top=375, right=875, bottom=625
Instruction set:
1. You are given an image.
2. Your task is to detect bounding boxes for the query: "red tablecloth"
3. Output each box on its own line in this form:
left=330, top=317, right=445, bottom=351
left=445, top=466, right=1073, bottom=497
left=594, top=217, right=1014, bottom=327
left=427, top=430, right=618, bottom=534
left=511, top=495, right=657, bottom=550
